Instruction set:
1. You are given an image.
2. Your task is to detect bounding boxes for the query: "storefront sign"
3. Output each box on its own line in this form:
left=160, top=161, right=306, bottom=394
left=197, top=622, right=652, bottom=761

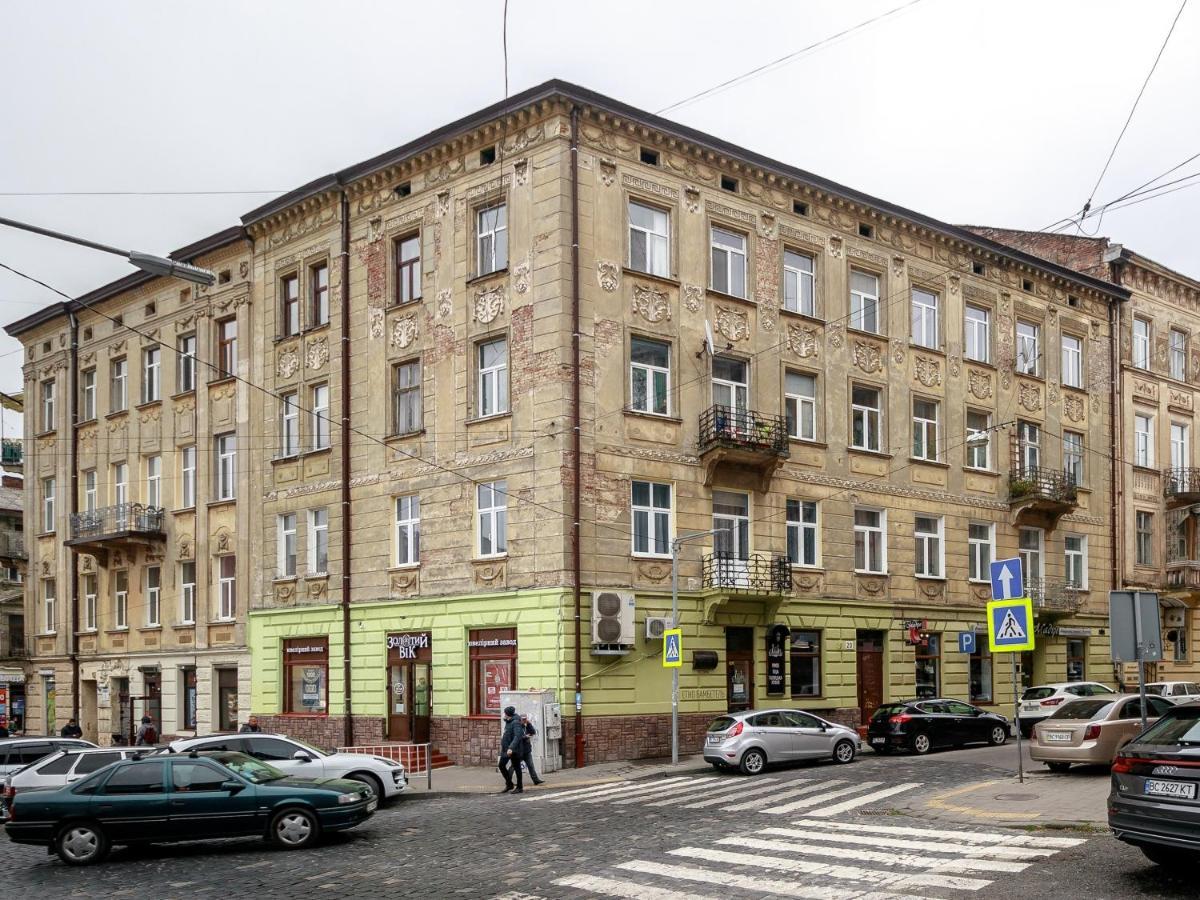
left=0, top=671, right=25, bottom=684
left=386, top=632, right=431, bottom=658
left=1035, top=624, right=1093, bottom=638
left=766, top=625, right=788, bottom=696
left=902, top=619, right=929, bottom=646
left=285, top=644, right=325, bottom=655
left=467, top=637, right=518, bottom=648
left=680, top=688, right=725, bottom=701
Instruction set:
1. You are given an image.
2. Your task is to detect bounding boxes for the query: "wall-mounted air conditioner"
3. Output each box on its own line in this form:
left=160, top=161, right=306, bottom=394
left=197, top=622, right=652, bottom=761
left=591, top=590, right=635, bottom=654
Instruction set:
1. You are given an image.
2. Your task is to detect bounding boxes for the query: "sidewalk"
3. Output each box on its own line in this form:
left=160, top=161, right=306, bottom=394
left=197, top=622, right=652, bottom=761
left=893, top=768, right=1110, bottom=828
left=405, top=754, right=709, bottom=796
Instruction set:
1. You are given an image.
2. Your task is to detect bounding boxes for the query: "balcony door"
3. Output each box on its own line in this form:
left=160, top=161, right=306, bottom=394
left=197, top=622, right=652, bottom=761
left=712, top=356, right=749, bottom=424
left=1019, top=527, right=1043, bottom=592
left=1018, top=422, right=1040, bottom=471
left=713, top=491, right=750, bottom=587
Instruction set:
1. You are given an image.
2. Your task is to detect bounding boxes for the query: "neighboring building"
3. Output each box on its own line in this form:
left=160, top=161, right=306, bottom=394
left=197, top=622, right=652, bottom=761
left=0, top=470, right=27, bottom=728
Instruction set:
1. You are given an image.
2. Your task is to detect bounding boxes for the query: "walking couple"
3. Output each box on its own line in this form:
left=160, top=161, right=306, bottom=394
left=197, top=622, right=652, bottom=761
left=498, top=705, right=544, bottom=793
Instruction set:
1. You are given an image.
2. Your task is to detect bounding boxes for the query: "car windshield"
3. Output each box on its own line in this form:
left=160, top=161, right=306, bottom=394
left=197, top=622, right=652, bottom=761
left=1022, top=688, right=1055, bottom=700
left=872, top=705, right=910, bottom=719
left=707, top=716, right=737, bottom=733
left=1133, top=709, right=1200, bottom=746
left=1050, top=699, right=1115, bottom=720
left=205, top=751, right=286, bottom=784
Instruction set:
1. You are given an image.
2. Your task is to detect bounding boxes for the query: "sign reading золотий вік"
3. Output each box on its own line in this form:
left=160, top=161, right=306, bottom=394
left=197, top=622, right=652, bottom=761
left=386, top=632, right=431, bottom=658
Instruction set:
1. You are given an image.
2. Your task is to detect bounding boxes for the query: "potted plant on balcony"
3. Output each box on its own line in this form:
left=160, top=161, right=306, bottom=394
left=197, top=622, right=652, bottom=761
left=1009, top=477, right=1035, bottom=498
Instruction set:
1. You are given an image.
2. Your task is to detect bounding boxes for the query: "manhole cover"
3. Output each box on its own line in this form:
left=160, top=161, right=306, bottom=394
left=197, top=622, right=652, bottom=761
left=993, top=793, right=1039, bottom=801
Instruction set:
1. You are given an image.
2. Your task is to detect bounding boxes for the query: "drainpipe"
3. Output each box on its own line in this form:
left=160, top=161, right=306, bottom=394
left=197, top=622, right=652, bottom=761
left=570, top=105, right=585, bottom=768
left=67, top=307, right=80, bottom=721
left=1108, top=260, right=1125, bottom=596
left=339, top=190, right=354, bottom=748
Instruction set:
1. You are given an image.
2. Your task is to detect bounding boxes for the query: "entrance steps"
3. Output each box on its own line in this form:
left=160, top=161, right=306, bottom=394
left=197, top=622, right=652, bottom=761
left=337, top=742, right=453, bottom=773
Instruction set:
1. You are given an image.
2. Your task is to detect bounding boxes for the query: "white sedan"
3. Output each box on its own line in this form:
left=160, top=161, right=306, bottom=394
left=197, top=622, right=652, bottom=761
left=170, top=733, right=407, bottom=800
left=1146, top=681, right=1200, bottom=704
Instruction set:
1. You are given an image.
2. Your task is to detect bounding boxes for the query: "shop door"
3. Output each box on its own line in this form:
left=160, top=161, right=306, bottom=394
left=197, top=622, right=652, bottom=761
left=725, top=627, right=754, bottom=712
left=856, top=630, right=885, bottom=726
left=217, top=669, right=239, bottom=732
left=386, top=633, right=432, bottom=743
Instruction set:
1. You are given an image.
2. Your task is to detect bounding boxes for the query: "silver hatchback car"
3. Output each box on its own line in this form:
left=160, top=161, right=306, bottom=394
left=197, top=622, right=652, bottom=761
left=704, top=708, right=860, bottom=775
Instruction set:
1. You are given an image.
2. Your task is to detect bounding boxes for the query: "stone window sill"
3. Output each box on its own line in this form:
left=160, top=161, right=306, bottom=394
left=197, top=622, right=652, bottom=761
left=622, top=268, right=680, bottom=290
left=623, top=409, right=682, bottom=425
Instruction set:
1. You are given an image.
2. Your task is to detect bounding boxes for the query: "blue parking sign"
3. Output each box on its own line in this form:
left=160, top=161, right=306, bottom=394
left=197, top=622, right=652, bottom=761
left=989, top=557, right=1023, bottom=600
left=958, top=632, right=976, bottom=654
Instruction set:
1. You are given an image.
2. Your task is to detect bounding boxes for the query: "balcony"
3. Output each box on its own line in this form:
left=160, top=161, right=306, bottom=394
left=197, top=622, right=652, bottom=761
left=1166, top=562, right=1200, bottom=594
left=1008, top=465, right=1078, bottom=530
left=0, top=530, right=24, bottom=561
left=65, top=503, right=166, bottom=565
left=1164, top=468, right=1200, bottom=510
left=700, top=552, right=791, bottom=623
left=697, top=406, right=789, bottom=492
left=1, top=439, right=21, bottom=468
left=1027, top=577, right=1083, bottom=615
left=0, top=634, right=27, bottom=659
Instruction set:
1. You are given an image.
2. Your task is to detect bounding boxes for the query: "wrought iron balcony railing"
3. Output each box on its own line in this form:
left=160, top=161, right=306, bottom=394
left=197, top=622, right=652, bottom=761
left=0, top=530, right=24, bottom=559
left=1026, top=577, right=1083, bottom=612
left=697, top=406, right=789, bottom=456
left=1, top=439, right=21, bottom=467
left=1008, top=466, right=1079, bottom=506
left=69, top=503, right=165, bottom=541
left=702, top=552, right=792, bottom=595
left=1164, top=468, right=1200, bottom=504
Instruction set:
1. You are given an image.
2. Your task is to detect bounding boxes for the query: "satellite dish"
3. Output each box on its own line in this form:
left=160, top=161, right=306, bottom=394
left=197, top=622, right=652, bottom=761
left=703, top=320, right=715, bottom=356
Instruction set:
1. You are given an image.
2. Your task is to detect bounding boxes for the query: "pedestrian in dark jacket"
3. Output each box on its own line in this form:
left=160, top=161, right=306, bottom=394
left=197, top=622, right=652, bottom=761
left=497, top=706, right=526, bottom=794
left=519, top=713, right=544, bottom=786
left=239, top=715, right=262, bottom=734
left=60, top=719, right=83, bottom=738
left=134, top=715, right=158, bottom=746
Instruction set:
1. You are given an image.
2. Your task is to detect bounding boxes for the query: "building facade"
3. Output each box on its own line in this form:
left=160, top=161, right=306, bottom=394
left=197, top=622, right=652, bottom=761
left=0, top=464, right=27, bottom=726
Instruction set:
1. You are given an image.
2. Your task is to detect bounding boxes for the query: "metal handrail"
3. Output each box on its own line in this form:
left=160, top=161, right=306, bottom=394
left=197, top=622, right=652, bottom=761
left=0, top=530, right=25, bottom=558
left=0, top=439, right=21, bottom=466
left=702, top=552, right=791, bottom=594
left=1008, top=465, right=1078, bottom=504
left=337, top=742, right=433, bottom=790
left=1164, top=467, right=1200, bottom=499
left=69, top=503, right=165, bottom=540
left=698, top=405, right=788, bottom=455
left=1026, top=577, right=1083, bottom=611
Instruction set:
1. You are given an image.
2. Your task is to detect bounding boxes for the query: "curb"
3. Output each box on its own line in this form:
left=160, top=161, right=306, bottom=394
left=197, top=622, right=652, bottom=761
left=892, top=778, right=1108, bottom=829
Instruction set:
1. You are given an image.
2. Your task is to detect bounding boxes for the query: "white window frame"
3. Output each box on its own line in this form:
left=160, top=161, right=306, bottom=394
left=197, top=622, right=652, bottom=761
left=912, top=397, right=940, bottom=462
left=81, top=369, right=96, bottom=421
left=308, top=508, right=329, bottom=575
left=111, top=357, right=127, bottom=411
left=1016, top=321, right=1040, bottom=375
left=1061, top=334, right=1083, bottom=389
left=181, top=445, right=196, bottom=509
left=1065, top=534, right=1087, bottom=590
left=218, top=555, right=236, bottom=621
left=112, top=462, right=128, bottom=508
left=914, top=514, right=944, bottom=579
left=215, top=433, right=236, bottom=501
left=710, top=226, right=747, bottom=298
left=966, top=410, right=992, bottom=470
left=1018, top=421, right=1041, bottom=470
left=629, top=336, right=671, bottom=416
left=311, top=382, right=330, bottom=451
left=911, top=288, right=939, bottom=349
left=146, top=566, right=161, bottom=627
left=1133, top=317, right=1151, bottom=370
left=965, top=304, right=991, bottom=363
left=146, top=455, right=161, bottom=508
left=967, top=522, right=994, bottom=583
left=1136, top=511, right=1154, bottom=567
left=83, top=574, right=97, bottom=632
left=43, top=578, right=56, bottom=634
left=1134, top=413, right=1154, bottom=468
left=281, top=392, right=299, bottom=457
left=177, top=333, right=197, bottom=393
left=628, top=200, right=670, bottom=278
left=477, top=337, right=509, bottom=418
left=1063, top=431, right=1084, bottom=485
left=113, top=571, right=128, bottom=630
left=851, top=385, right=882, bottom=452
left=476, top=202, right=508, bottom=276
left=785, top=371, right=817, bottom=441
left=1019, top=527, right=1044, bottom=586
left=853, top=507, right=887, bottom=574
left=83, top=469, right=97, bottom=514
left=787, top=498, right=820, bottom=568
left=477, top=480, right=508, bottom=558
left=1170, top=328, right=1188, bottom=381
left=278, top=513, right=297, bottom=578
left=394, top=495, right=420, bottom=567
left=142, top=346, right=160, bottom=403
left=850, top=270, right=880, bottom=334
left=631, top=480, right=672, bottom=558
left=1171, top=422, right=1190, bottom=470
left=40, top=379, right=55, bottom=431
left=783, top=249, right=815, bottom=316
left=41, top=477, right=55, bottom=533
left=180, top=561, right=196, bottom=625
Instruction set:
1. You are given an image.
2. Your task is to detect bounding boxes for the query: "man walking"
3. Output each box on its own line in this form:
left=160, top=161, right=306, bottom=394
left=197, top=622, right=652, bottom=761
left=134, top=715, right=158, bottom=746
left=519, top=713, right=544, bottom=786
left=498, top=706, right=525, bottom=794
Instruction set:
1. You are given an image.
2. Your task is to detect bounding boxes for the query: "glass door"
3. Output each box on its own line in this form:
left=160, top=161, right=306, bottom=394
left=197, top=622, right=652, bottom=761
left=388, top=664, right=409, bottom=741
left=713, top=491, right=750, bottom=587
left=712, top=357, right=749, bottom=437
left=412, top=662, right=431, bottom=743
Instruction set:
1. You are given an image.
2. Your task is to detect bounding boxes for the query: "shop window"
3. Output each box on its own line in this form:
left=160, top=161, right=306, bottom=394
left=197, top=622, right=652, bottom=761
left=284, top=638, right=328, bottom=714
left=469, top=627, right=518, bottom=716
left=181, top=666, right=197, bottom=731
left=969, top=643, right=992, bottom=703
left=790, top=630, right=821, bottom=697
left=915, top=633, right=941, bottom=699
left=1066, top=639, right=1086, bottom=682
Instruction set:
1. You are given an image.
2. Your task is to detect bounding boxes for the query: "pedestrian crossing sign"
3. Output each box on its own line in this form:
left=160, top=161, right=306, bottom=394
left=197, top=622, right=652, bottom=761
left=663, top=628, right=683, bottom=668
left=986, top=597, right=1036, bottom=652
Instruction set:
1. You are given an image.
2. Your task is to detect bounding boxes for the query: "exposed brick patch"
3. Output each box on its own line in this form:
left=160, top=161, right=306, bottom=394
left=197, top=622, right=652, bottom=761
left=962, top=228, right=1111, bottom=281
left=255, top=714, right=384, bottom=749
left=509, top=304, right=535, bottom=404
left=366, top=240, right=387, bottom=305
left=430, top=716, right=503, bottom=766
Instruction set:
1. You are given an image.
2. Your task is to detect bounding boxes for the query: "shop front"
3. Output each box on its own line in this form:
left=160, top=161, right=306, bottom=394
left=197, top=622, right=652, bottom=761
left=0, top=670, right=25, bottom=733
left=386, top=632, right=432, bottom=742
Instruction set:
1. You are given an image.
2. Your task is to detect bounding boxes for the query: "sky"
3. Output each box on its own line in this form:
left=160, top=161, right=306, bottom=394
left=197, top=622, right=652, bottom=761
left=1, top=0, right=1197, bottom=441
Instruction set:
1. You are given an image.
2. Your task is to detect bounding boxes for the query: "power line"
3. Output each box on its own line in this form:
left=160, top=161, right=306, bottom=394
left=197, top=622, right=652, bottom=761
left=0, top=190, right=285, bottom=197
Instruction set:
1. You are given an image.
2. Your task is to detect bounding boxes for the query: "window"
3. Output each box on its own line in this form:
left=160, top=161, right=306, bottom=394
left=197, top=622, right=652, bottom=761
left=181, top=445, right=196, bottom=509
left=395, top=495, right=420, bottom=566
left=1134, top=413, right=1154, bottom=468
left=40, top=379, right=55, bottom=431
left=102, top=762, right=164, bottom=795
left=631, top=481, right=671, bottom=557
left=284, top=638, right=328, bottom=714
left=110, top=357, right=128, bottom=411
left=477, top=481, right=508, bottom=557
left=146, top=566, right=161, bottom=627
left=43, top=578, right=56, bottom=633
left=640, top=147, right=659, bottom=166
left=177, top=334, right=196, bottom=393
left=280, top=392, right=299, bottom=456
left=310, top=383, right=330, bottom=450
left=181, top=667, right=198, bottom=731
left=1174, top=611, right=1190, bottom=663
left=41, top=477, right=55, bottom=532
left=1136, top=511, right=1154, bottom=566
left=1019, top=527, right=1043, bottom=586
left=1171, top=329, right=1188, bottom=380
left=966, top=410, right=991, bottom=469
left=172, top=760, right=227, bottom=793
left=721, top=174, right=738, bottom=193
left=216, top=318, right=237, bottom=379
left=469, top=627, right=517, bottom=715
left=80, top=369, right=96, bottom=420
left=786, top=499, right=818, bottom=567
left=180, top=561, right=196, bottom=625
left=968, top=523, right=994, bottom=582
left=146, top=455, right=161, bottom=508
left=790, top=631, right=821, bottom=697
left=1066, top=639, right=1086, bottom=682
left=215, top=434, right=236, bottom=500
left=854, top=508, right=886, bottom=573
left=970, top=644, right=992, bottom=703
left=915, top=634, right=941, bottom=699
left=630, top=337, right=670, bottom=416
left=628, top=201, right=669, bottom=277
left=914, top=515, right=943, bottom=578
left=783, top=249, right=815, bottom=316
left=849, top=270, right=880, bottom=333
left=310, top=262, right=329, bottom=327
left=392, top=361, right=422, bottom=435
left=142, top=347, right=160, bottom=403
left=711, top=356, right=748, bottom=415
left=1171, top=422, right=1190, bottom=470
left=1133, top=318, right=1151, bottom=370
left=1065, top=534, right=1087, bottom=589
left=710, top=226, right=747, bottom=297
left=476, top=203, right=508, bottom=275
left=218, top=555, right=236, bottom=620
left=851, top=385, right=881, bottom=452
left=278, top=513, right=297, bottom=577
left=1016, top=321, right=1040, bottom=375
left=396, top=234, right=422, bottom=305
left=911, top=288, right=939, bottom=349
left=712, top=491, right=750, bottom=565
left=113, top=570, right=128, bottom=630
left=1061, top=334, right=1082, bottom=388
left=911, top=398, right=939, bottom=461
left=83, top=470, right=97, bottom=514
left=1063, top=431, right=1084, bottom=485
left=308, top=508, right=328, bottom=575
left=477, top=337, right=509, bottom=417
left=280, top=273, right=300, bottom=336
left=965, top=304, right=990, bottom=363
left=1018, top=420, right=1041, bottom=470
left=784, top=371, right=816, bottom=441
left=112, top=462, right=128, bottom=507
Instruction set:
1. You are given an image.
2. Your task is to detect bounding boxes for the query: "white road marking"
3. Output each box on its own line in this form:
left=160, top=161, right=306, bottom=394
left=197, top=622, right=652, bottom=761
left=722, top=836, right=1030, bottom=873
left=805, top=782, right=923, bottom=817
left=610, top=777, right=743, bottom=805
left=531, top=775, right=695, bottom=803
left=643, top=776, right=779, bottom=808
left=762, top=781, right=883, bottom=815
left=759, top=827, right=1055, bottom=860
left=617, top=860, right=932, bottom=900
left=790, top=818, right=1087, bottom=849
left=580, top=777, right=713, bottom=805
left=682, top=777, right=796, bottom=809
left=553, top=873, right=719, bottom=900
left=720, top=779, right=829, bottom=811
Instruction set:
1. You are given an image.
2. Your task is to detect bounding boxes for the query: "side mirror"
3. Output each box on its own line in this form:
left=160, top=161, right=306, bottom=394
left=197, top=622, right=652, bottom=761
left=293, top=750, right=312, bottom=762
left=222, top=780, right=245, bottom=794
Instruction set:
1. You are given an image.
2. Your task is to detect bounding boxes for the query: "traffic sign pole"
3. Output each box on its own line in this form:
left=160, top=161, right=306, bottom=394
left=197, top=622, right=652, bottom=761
left=1011, top=653, right=1023, bottom=784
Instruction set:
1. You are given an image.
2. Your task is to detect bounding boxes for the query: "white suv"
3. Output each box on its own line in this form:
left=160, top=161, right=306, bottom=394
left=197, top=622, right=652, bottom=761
left=2, top=747, right=138, bottom=816
left=1146, top=681, right=1200, bottom=704
left=169, top=733, right=407, bottom=800
left=1019, top=682, right=1115, bottom=737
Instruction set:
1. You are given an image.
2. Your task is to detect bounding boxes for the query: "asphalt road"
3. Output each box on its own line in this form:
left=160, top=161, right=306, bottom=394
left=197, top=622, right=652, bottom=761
left=0, top=745, right=1194, bottom=899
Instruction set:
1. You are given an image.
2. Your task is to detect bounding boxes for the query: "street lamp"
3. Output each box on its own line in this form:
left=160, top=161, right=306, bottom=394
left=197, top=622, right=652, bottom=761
left=670, top=527, right=728, bottom=765
left=0, top=215, right=216, bottom=286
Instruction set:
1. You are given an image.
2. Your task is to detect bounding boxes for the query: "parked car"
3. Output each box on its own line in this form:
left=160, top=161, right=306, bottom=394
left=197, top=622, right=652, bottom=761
left=1018, top=682, right=1116, bottom=737
left=704, top=709, right=860, bottom=775
left=2, top=747, right=139, bottom=818
left=0, top=738, right=96, bottom=777
left=1030, top=695, right=1173, bottom=771
left=169, top=733, right=406, bottom=800
left=1110, top=702, right=1200, bottom=869
left=867, top=699, right=1010, bottom=755
left=1146, top=682, right=1200, bottom=704
left=4, top=750, right=376, bottom=865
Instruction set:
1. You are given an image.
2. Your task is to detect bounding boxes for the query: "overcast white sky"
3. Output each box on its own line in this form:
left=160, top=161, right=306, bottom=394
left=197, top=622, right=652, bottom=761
left=2, top=0, right=1197, bottom=439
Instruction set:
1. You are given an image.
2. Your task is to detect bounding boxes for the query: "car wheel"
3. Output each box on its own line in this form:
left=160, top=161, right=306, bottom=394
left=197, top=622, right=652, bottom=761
left=55, top=822, right=109, bottom=866
left=1141, top=844, right=1200, bottom=869
left=911, top=734, right=932, bottom=755
left=833, top=740, right=856, bottom=764
left=739, top=748, right=767, bottom=775
left=1046, top=761, right=1071, bottom=773
left=270, top=807, right=321, bottom=850
left=346, top=772, right=383, bottom=800
left=989, top=726, right=1008, bottom=746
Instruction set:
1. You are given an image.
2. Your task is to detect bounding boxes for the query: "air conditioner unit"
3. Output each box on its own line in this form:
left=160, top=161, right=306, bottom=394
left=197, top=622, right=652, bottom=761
left=1165, top=609, right=1187, bottom=628
left=645, top=616, right=673, bottom=641
left=591, top=590, right=635, bottom=653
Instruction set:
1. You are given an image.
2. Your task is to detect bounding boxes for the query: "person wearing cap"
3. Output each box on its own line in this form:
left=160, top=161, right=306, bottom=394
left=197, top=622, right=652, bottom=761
left=498, top=706, right=526, bottom=794
left=519, top=713, right=544, bottom=786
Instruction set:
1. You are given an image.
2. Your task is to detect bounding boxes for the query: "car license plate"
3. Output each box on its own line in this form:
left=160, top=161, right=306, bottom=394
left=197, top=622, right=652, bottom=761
left=1145, top=779, right=1197, bottom=800
left=1044, top=732, right=1072, bottom=742
left=1022, top=703, right=1041, bottom=713
left=870, top=737, right=886, bottom=745
left=367, top=798, right=379, bottom=812
left=706, top=734, right=723, bottom=746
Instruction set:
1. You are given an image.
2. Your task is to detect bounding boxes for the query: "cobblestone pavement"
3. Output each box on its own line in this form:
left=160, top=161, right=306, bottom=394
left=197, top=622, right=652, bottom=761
left=0, top=747, right=1195, bottom=899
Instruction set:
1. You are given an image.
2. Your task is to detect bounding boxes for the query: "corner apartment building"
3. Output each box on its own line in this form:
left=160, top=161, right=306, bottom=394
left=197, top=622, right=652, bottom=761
left=0, top=459, right=26, bottom=726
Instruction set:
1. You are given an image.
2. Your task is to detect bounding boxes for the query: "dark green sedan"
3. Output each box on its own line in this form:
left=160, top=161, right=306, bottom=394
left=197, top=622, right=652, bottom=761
left=5, top=750, right=376, bottom=865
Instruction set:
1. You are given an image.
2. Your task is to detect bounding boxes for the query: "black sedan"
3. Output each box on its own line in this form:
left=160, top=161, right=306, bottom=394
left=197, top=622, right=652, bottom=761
left=5, top=750, right=376, bottom=865
left=868, top=698, right=1011, bottom=755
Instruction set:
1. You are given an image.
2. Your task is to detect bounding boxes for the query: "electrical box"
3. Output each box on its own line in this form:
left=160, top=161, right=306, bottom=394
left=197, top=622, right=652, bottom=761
left=500, top=689, right=562, bottom=775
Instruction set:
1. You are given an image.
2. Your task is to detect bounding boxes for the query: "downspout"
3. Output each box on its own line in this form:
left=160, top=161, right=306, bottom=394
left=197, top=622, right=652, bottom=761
left=339, top=190, right=354, bottom=748
left=1108, top=261, right=1125, bottom=596
left=68, top=307, right=80, bottom=721
left=570, top=106, right=584, bottom=767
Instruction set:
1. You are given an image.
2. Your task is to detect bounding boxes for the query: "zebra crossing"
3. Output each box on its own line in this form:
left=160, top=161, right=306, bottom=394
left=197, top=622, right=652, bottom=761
left=522, top=771, right=924, bottom=817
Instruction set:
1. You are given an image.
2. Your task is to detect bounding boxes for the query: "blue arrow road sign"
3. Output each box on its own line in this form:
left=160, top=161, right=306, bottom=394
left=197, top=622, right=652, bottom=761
left=989, top=557, right=1023, bottom=600
left=958, top=632, right=977, bottom=654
